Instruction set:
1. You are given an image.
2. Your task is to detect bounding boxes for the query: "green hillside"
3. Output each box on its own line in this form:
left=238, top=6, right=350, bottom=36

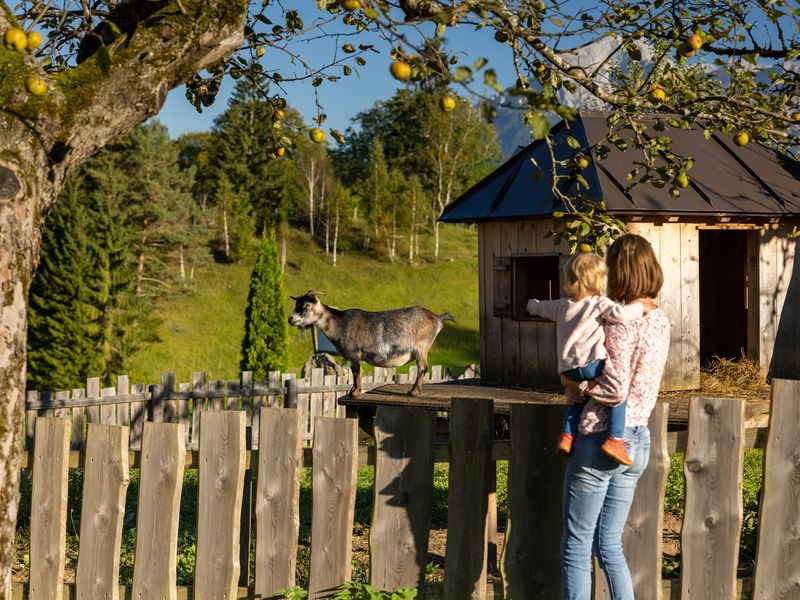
left=127, top=225, right=481, bottom=384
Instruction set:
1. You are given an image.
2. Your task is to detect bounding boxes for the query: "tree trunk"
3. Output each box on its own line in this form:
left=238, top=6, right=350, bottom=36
left=333, top=210, right=339, bottom=267
left=434, top=219, right=441, bottom=263
left=223, top=206, right=230, bottom=259
left=0, top=2, right=248, bottom=592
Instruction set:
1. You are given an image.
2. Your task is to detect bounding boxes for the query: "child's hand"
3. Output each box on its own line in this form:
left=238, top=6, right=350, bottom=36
left=526, top=298, right=539, bottom=315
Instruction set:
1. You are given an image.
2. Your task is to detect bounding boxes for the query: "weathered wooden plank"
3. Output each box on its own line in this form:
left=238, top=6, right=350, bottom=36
left=517, top=220, right=541, bottom=387
left=191, top=372, right=206, bottom=450
left=100, top=387, right=117, bottom=424
left=482, top=221, right=504, bottom=384
left=770, top=229, right=799, bottom=378
left=322, top=374, right=337, bottom=417
left=268, top=371, right=282, bottom=408
left=209, top=380, right=225, bottom=411
left=29, top=418, right=71, bottom=600
left=162, top=372, right=178, bottom=423
left=254, top=407, right=304, bottom=597
left=241, top=372, right=255, bottom=447
left=444, top=397, right=493, bottom=600
left=501, top=221, right=521, bottom=384
left=70, top=389, right=85, bottom=451
left=370, top=406, right=436, bottom=591
left=116, top=376, right=130, bottom=429
left=501, top=403, right=564, bottom=599
left=759, top=226, right=779, bottom=371
left=680, top=397, right=745, bottom=599
left=753, top=379, right=800, bottom=598
left=177, top=383, right=192, bottom=449
left=76, top=424, right=130, bottom=600
left=659, top=223, right=683, bottom=391
left=536, top=218, right=561, bottom=388
left=679, top=223, right=700, bottom=389
left=128, top=384, right=145, bottom=451
left=53, top=391, right=71, bottom=420
left=25, top=391, right=37, bottom=450
left=194, top=411, right=247, bottom=599
left=336, top=374, right=348, bottom=418
left=309, top=368, right=324, bottom=443
left=594, top=402, right=670, bottom=600
left=478, top=223, right=488, bottom=380
left=131, top=422, right=185, bottom=599
left=86, top=377, right=100, bottom=425
left=308, top=417, right=359, bottom=599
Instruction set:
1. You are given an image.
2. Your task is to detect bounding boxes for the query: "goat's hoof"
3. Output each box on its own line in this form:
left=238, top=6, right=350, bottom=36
left=408, top=388, right=421, bottom=397
left=350, top=389, right=362, bottom=398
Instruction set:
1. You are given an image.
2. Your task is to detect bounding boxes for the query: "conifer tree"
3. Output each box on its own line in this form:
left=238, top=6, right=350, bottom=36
left=114, top=121, right=210, bottom=296
left=215, top=174, right=253, bottom=263
left=240, top=229, right=288, bottom=378
left=26, top=182, right=99, bottom=391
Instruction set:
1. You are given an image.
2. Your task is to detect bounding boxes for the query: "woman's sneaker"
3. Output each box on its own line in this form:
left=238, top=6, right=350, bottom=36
left=601, top=437, right=632, bottom=465
left=556, top=433, right=574, bottom=455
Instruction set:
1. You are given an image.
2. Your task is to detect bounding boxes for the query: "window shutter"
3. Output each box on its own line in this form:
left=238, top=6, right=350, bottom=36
left=493, top=256, right=512, bottom=317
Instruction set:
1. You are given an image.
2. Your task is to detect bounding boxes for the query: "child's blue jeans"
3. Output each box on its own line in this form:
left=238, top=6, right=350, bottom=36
left=562, top=359, right=627, bottom=439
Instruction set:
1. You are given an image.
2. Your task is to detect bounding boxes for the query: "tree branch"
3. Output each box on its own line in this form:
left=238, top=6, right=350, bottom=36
left=55, top=2, right=247, bottom=181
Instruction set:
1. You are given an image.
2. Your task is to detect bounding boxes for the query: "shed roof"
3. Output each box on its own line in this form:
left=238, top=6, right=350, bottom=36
left=439, top=110, right=800, bottom=222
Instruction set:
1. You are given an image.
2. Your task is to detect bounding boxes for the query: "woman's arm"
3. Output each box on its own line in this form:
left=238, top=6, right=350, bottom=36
left=583, top=322, right=634, bottom=406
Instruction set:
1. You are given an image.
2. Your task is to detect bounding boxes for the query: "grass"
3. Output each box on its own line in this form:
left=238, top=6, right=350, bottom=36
left=126, top=224, right=480, bottom=384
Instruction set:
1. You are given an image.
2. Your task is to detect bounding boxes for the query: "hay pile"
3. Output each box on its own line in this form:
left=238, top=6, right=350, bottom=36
left=699, top=356, right=771, bottom=400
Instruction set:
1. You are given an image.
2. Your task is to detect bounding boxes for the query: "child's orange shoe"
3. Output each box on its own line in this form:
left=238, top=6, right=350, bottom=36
left=556, top=433, right=574, bottom=456
left=602, top=436, right=632, bottom=466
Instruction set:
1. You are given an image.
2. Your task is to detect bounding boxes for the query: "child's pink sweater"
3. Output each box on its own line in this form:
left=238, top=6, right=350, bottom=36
left=526, top=296, right=644, bottom=373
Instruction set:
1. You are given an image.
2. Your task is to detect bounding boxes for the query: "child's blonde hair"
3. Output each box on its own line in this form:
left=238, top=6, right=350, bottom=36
left=563, top=251, right=607, bottom=300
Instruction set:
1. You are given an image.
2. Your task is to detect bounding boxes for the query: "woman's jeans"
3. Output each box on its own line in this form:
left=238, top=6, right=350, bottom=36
left=561, top=426, right=651, bottom=600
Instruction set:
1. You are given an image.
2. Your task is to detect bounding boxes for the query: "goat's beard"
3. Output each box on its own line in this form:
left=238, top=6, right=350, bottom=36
left=299, top=326, right=306, bottom=342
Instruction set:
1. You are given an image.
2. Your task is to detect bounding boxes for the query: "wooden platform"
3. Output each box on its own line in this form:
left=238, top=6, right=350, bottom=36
left=338, top=382, right=564, bottom=414
left=339, top=382, right=772, bottom=429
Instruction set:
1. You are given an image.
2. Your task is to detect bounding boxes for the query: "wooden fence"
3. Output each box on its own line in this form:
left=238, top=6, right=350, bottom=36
left=14, top=378, right=800, bottom=599
left=23, top=364, right=476, bottom=451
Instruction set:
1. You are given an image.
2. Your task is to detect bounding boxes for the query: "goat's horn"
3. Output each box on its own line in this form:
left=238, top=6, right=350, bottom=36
left=307, top=290, right=325, bottom=296
left=290, top=295, right=299, bottom=301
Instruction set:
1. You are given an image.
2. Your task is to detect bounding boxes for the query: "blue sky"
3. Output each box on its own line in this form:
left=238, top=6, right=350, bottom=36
left=156, top=7, right=517, bottom=139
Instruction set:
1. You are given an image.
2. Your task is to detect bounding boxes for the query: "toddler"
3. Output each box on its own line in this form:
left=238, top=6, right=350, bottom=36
left=526, top=251, right=643, bottom=465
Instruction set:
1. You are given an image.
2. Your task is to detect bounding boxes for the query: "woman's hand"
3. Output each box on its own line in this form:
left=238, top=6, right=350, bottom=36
left=561, top=374, right=582, bottom=390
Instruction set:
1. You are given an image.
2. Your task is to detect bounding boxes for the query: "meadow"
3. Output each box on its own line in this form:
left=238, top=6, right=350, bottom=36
left=127, top=224, right=481, bottom=383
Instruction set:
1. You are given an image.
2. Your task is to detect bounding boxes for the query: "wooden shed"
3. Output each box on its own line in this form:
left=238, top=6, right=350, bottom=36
left=440, top=110, right=800, bottom=391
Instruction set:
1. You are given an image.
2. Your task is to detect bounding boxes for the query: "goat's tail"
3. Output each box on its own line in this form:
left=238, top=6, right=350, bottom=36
left=437, top=313, right=456, bottom=324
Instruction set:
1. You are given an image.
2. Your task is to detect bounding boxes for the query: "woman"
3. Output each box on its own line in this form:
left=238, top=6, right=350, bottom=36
left=559, top=233, right=670, bottom=600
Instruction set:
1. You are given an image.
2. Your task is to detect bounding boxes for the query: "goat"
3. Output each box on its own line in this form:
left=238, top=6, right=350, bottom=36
left=288, top=291, right=454, bottom=397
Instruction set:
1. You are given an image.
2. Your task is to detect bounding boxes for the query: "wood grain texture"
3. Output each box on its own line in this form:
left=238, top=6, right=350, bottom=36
left=501, top=221, right=521, bottom=384
left=308, top=417, right=359, bottom=599
left=753, top=378, right=800, bottom=599
left=76, top=424, right=130, bottom=600
left=482, top=221, right=504, bottom=383
left=501, top=403, right=564, bottom=600
left=131, top=422, right=186, bottom=600
left=254, top=407, right=304, bottom=597
left=594, top=402, right=670, bottom=600
left=370, top=406, right=436, bottom=592
left=679, top=223, right=701, bottom=389
left=29, top=418, right=71, bottom=600
left=769, top=230, right=799, bottom=379
left=194, top=411, right=247, bottom=600
left=680, top=397, right=745, bottom=600
left=444, top=397, right=493, bottom=600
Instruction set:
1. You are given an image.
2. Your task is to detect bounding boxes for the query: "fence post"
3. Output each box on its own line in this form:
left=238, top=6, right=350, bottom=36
left=284, top=378, right=298, bottom=409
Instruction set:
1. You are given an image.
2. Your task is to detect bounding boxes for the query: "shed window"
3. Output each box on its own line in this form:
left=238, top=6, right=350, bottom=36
left=493, top=254, right=561, bottom=319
